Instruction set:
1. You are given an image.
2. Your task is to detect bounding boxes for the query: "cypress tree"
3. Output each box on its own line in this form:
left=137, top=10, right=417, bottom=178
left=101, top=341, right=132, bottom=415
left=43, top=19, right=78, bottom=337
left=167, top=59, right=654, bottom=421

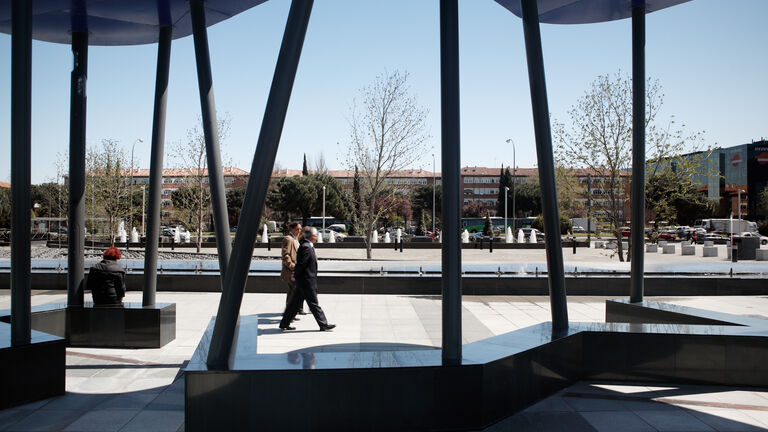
left=302, top=154, right=309, bottom=176
left=483, top=213, right=493, bottom=236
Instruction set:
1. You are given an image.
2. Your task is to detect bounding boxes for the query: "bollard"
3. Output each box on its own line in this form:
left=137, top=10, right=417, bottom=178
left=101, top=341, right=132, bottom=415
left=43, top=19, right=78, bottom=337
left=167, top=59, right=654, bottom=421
left=732, top=245, right=738, bottom=263
left=268, top=240, right=271, bottom=251
left=400, top=240, right=403, bottom=253
left=479, top=238, right=483, bottom=250
left=171, top=237, right=175, bottom=251
left=394, top=238, right=398, bottom=251
left=489, top=238, right=493, bottom=253
left=419, top=266, right=423, bottom=277
left=573, top=238, right=577, bottom=254
left=535, top=267, right=539, bottom=277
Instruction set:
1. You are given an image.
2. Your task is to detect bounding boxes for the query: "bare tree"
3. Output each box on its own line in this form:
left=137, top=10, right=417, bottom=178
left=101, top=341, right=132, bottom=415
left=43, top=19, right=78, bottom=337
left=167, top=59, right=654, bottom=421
left=172, top=114, right=231, bottom=252
left=312, top=152, right=328, bottom=173
left=555, top=72, right=706, bottom=261
left=344, top=70, right=429, bottom=259
left=87, top=139, right=130, bottom=245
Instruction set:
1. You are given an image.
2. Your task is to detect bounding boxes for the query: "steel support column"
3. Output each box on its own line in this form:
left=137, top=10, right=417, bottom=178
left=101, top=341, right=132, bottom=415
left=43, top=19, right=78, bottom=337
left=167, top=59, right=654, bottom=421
left=629, top=3, right=646, bottom=303
left=520, top=0, right=568, bottom=331
left=67, top=32, right=88, bottom=307
left=143, top=26, right=172, bottom=307
left=207, top=0, right=314, bottom=370
left=439, top=0, right=462, bottom=365
left=190, top=0, right=232, bottom=278
left=10, top=0, right=32, bottom=346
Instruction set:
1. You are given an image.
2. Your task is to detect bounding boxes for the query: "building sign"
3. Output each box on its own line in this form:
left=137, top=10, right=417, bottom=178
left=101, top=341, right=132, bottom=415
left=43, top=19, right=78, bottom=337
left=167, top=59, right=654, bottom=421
left=747, top=143, right=768, bottom=217
left=731, top=153, right=741, bottom=167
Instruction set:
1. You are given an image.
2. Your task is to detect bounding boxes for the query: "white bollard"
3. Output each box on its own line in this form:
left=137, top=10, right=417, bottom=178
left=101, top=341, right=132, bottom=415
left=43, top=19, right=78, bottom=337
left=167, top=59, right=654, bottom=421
left=328, top=230, right=335, bottom=243
left=130, top=227, right=139, bottom=243
left=462, top=230, right=469, bottom=244
left=173, top=228, right=180, bottom=244
left=183, top=230, right=191, bottom=244
left=396, top=228, right=402, bottom=244
left=371, top=231, right=378, bottom=243
left=384, top=232, right=391, bottom=243
left=261, top=224, right=269, bottom=244
left=505, top=227, right=513, bottom=244
left=529, top=230, right=536, bottom=244
left=517, top=229, right=525, bottom=243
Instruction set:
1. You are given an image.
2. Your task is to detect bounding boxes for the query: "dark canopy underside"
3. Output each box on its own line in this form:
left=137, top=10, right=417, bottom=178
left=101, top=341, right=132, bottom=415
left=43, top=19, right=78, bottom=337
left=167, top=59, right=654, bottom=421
left=0, top=0, right=268, bottom=46
left=494, top=0, right=691, bottom=24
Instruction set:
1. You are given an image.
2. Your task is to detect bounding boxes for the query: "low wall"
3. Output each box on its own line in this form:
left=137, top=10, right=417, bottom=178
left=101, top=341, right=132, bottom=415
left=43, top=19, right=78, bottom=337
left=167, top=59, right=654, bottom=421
left=3, top=272, right=768, bottom=296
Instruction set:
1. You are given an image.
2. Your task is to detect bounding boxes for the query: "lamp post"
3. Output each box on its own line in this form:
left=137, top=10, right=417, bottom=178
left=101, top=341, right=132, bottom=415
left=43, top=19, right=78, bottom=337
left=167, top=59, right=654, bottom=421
left=129, top=138, right=143, bottom=242
left=432, top=153, right=436, bottom=235
left=322, top=185, right=326, bottom=233
left=738, top=189, right=744, bottom=230
left=587, top=174, right=592, bottom=243
left=506, top=139, right=516, bottom=233
left=141, top=185, right=146, bottom=237
left=504, top=186, right=509, bottom=235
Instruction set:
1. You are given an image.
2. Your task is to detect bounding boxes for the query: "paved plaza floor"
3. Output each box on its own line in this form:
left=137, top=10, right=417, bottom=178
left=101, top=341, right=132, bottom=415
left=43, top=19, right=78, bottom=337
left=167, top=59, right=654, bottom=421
left=1, top=291, right=767, bottom=431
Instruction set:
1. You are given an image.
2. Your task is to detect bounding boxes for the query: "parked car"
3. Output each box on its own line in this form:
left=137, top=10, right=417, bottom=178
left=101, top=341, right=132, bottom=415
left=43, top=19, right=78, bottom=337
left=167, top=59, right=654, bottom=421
left=620, top=227, right=631, bottom=237
left=327, top=223, right=347, bottom=233
left=739, top=232, right=768, bottom=246
left=658, top=230, right=677, bottom=240
left=318, top=228, right=346, bottom=242
left=572, top=225, right=586, bottom=234
left=517, top=228, right=543, bottom=241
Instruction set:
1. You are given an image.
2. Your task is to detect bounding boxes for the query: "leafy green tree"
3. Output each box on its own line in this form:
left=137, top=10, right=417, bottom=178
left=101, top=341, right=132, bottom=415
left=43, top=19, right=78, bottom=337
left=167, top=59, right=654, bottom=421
left=411, top=184, right=442, bottom=222
left=0, top=188, right=10, bottom=228
left=496, top=166, right=512, bottom=216
left=416, top=210, right=428, bottom=236
left=531, top=214, right=571, bottom=234
left=483, top=214, right=492, bottom=236
left=226, top=187, right=246, bottom=227
left=171, top=184, right=210, bottom=242
left=514, top=181, right=542, bottom=217
left=462, top=200, right=485, bottom=218
left=267, top=174, right=349, bottom=227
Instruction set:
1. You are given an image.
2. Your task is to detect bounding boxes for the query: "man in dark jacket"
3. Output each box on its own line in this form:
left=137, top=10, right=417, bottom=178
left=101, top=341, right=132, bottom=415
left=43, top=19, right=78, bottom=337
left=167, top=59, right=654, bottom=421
left=87, top=246, right=126, bottom=306
left=279, top=226, right=335, bottom=331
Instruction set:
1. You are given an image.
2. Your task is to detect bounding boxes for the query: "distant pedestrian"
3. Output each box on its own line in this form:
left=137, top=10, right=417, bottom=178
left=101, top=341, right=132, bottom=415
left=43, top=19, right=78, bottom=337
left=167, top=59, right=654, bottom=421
left=281, top=222, right=306, bottom=318
left=279, top=226, right=335, bottom=331
left=87, top=246, right=126, bottom=306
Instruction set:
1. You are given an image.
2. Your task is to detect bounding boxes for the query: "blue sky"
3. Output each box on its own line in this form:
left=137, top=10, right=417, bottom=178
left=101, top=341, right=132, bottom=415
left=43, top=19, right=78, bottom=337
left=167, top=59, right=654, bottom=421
left=0, top=0, right=766, bottom=184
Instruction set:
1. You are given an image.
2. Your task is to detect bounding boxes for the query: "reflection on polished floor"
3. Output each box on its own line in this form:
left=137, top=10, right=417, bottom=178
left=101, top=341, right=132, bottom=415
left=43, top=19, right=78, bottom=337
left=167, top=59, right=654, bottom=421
left=0, top=291, right=767, bottom=431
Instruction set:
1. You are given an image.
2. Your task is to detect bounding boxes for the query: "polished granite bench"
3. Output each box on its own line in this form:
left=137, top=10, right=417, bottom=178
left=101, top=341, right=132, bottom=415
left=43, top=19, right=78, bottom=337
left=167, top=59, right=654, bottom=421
left=0, top=302, right=175, bottom=348
left=185, top=303, right=768, bottom=431
left=0, top=322, right=65, bottom=409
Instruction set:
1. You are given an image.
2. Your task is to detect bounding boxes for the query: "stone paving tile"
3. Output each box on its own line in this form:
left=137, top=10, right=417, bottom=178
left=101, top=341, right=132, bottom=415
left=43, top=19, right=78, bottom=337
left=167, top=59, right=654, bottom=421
left=62, top=410, right=138, bottom=432
left=520, top=412, right=598, bottom=432
left=5, top=409, right=85, bottom=432
left=93, top=394, right=156, bottom=411
left=118, top=410, right=184, bottom=432
left=0, top=409, right=33, bottom=431
left=633, top=410, right=716, bottom=431
left=563, top=396, right=628, bottom=412
left=686, top=406, right=768, bottom=432
left=580, top=411, right=656, bottom=432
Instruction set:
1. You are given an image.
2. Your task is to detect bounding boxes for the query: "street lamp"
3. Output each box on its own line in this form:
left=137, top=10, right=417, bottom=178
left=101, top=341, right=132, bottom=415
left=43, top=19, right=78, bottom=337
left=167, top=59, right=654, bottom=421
left=432, top=153, right=436, bottom=235
left=506, top=139, right=516, bottom=233
left=322, top=185, right=326, bottom=233
left=129, top=138, right=144, bottom=242
left=504, top=186, right=509, bottom=237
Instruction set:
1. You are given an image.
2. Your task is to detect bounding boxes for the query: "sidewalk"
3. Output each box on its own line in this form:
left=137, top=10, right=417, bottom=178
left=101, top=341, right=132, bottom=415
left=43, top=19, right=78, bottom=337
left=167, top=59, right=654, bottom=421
left=1, top=292, right=766, bottom=431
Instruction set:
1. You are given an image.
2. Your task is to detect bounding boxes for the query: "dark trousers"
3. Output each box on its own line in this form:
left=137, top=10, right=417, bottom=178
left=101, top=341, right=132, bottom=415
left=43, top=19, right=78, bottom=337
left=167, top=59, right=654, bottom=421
left=284, top=280, right=305, bottom=312
left=280, top=278, right=328, bottom=329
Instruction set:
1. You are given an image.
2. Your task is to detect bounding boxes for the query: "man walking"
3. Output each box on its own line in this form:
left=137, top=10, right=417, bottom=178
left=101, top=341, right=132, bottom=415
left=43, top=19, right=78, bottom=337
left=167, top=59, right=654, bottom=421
left=281, top=222, right=306, bottom=317
left=280, top=226, right=336, bottom=331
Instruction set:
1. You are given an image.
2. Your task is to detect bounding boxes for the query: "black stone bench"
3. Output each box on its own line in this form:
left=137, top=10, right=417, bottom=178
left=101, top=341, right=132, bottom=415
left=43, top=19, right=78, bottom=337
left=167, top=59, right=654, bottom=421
left=185, top=304, right=768, bottom=431
left=0, top=302, right=176, bottom=348
left=0, top=322, right=65, bottom=409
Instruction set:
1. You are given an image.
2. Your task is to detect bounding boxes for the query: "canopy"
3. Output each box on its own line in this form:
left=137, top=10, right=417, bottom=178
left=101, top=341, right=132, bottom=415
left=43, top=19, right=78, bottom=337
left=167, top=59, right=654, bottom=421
left=494, top=0, right=691, bottom=24
left=0, top=0, right=268, bottom=46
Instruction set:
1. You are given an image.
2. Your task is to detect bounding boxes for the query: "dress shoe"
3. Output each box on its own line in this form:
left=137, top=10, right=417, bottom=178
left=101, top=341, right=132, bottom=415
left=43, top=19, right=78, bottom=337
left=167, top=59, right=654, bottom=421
left=279, top=325, right=296, bottom=331
left=319, top=324, right=336, bottom=331
left=292, top=316, right=300, bottom=321
left=298, top=310, right=308, bottom=315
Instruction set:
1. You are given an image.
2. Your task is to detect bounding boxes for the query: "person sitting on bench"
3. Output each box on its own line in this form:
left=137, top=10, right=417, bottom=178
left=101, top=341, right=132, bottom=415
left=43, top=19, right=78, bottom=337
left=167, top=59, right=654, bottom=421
left=88, top=246, right=126, bottom=306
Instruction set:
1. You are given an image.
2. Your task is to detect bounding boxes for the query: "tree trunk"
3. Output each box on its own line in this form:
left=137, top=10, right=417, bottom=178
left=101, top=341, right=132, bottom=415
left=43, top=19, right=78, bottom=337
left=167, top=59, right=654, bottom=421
left=364, top=222, right=373, bottom=260
left=196, top=210, right=203, bottom=253
left=614, top=227, right=625, bottom=262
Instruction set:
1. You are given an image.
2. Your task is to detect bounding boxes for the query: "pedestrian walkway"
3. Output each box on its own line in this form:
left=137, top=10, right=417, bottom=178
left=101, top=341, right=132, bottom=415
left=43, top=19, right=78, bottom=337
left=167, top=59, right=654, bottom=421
left=1, top=292, right=766, bottom=431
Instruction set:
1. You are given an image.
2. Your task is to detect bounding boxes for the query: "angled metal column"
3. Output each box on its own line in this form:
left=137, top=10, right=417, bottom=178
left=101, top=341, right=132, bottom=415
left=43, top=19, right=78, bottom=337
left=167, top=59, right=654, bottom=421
left=207, top=0, right=314, bottom=370
left=68, top=31, right=88, bottom=307
left=190, top=0, right=232, bottom=278
left=520, top=0, right=568, bottom=331
left=439, top=0, right=462, bottom=365
left=629, top=2, right=646, bottom=303
left=10, top=0, right=32, bottom=345
left=143, top=26, right=172, bottom=307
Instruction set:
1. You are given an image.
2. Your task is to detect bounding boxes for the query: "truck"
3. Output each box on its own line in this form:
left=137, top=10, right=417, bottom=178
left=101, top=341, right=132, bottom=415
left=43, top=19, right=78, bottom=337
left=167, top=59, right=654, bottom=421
left=694, top=218, right=757, bottom=234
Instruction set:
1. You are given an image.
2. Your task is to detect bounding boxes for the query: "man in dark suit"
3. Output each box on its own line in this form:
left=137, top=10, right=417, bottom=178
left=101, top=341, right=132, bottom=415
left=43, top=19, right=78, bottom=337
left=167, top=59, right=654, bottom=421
left=279, top=226, right=336, bottom=331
